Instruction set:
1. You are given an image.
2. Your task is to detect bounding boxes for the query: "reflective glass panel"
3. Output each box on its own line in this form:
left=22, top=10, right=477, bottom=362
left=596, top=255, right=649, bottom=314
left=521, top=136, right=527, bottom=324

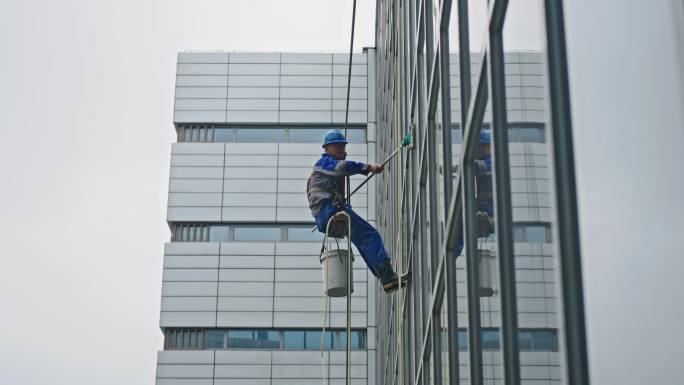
left=283, top=330, right=305, bottom=349
left=482, top=329, right=500, bottom=350
left=458, top=330, right=468, bottom=351
left=344, top=128, right=366, bottom=143
left=209, top=225, right=230, bottom=242
left=204, top=330, right=225, bottom=349
left=236, top=128, right=285, bottom=143
left=288, top=128, right=330, bottom=143
left=304, top=330, right=334, bottom=350
left=518, top=330, right=533, bottom=351
left=233, top=226, right=281, bottom=241
left=215, top=128, right=232, bottom=142
left=287, top=226, right=323, bottom=242
left=339, top=330, right=366, bottom=350
left=532, top=330, right=558, bottom=351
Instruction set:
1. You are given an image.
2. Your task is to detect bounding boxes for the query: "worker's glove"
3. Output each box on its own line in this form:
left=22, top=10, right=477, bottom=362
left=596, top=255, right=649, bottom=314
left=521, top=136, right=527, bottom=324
left=369, top=164, right=384, bottom=174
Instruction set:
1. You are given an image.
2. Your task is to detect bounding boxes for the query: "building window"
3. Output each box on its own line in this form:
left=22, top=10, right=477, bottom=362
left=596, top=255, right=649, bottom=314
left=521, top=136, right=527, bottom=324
left=171, top=223, right=210, bottom=242
left=287, top=226, right=324, bottom=242
left=164, top=329, right=204, bottom=350
left=228, top=330, right=280, bottom=349
left=171, top=223, right=323, bottom=242
left=175, top=125, right=367, bottom=143
left=233, top=226, right=282, bottom=242
left=165, top=328, right=366, bottom=351
left=457, top=328, right=558, bottom=352
left=513, top=222, right=552, bottom=243
left=450, top=123, right=545, bottom=144
left=177, top=125, right=215, bottom=143
left=236, top=127, right=286, bottom=143
left=508, top=124, right=545, bottom=143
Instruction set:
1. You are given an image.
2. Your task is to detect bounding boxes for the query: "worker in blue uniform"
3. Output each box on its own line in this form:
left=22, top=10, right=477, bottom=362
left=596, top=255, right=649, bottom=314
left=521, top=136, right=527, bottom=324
left=455, top=129, right=494, bottom=256
left=307, top=129, right=407, bottom=293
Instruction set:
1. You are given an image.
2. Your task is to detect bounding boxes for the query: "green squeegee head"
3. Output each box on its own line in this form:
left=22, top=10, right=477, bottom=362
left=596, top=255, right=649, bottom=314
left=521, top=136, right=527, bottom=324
left=401, top=131, right=413, bottom=147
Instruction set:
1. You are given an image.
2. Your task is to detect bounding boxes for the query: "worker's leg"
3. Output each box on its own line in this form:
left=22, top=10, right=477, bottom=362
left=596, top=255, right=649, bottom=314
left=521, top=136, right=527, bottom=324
left=345, top=206, right=391, bottom=277
left=314, top=201, right=338, bottom=233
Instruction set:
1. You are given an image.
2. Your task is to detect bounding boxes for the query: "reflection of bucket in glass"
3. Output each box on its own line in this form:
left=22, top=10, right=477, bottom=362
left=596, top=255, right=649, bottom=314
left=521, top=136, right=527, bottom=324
left=320, top=249, right=354, bottom=297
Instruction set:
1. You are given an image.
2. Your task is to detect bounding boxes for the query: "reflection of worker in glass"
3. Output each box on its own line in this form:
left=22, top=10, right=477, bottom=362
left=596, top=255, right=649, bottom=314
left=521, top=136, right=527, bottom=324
left=456, top=130, right=494, bottom=256
left=306, top=130, right=407, bottom=293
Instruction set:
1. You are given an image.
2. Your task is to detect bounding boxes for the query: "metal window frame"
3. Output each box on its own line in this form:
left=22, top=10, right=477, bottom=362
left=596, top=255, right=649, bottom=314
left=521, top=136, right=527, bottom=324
left=374, top=1, right=589, bottom=385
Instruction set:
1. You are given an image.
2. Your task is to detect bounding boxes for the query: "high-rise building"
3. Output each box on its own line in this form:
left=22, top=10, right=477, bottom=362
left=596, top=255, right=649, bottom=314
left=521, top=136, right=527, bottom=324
left=155, top=47, right=564, bottom=385
left=157, top=51, right=379, bottom=385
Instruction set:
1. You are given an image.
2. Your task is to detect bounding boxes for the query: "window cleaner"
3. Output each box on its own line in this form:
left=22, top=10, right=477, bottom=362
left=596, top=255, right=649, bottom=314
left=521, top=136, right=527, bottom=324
left=307, top=129, right=411, bottom=293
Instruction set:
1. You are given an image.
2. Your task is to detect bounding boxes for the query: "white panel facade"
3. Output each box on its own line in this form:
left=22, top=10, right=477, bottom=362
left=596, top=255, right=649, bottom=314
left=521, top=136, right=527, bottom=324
left=160, top=50, right=557, bottom=385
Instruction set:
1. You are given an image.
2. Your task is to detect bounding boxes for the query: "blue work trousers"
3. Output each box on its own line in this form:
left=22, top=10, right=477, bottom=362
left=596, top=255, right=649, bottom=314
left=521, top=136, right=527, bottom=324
left=315, top=201, right=391, bottom=277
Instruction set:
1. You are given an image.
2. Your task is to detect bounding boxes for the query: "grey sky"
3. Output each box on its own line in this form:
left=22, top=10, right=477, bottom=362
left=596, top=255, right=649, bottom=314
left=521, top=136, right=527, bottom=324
left=0, top=1, right=682, bottom=385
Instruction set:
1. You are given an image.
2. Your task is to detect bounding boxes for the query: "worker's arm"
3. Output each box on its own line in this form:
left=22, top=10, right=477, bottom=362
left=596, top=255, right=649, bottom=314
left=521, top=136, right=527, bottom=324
left=315, top=156, right=372, bottom=176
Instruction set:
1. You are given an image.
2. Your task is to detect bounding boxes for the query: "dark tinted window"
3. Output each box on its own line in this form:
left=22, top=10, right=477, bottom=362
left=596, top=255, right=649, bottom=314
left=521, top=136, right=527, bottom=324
left=283, top=330, right=305, bottom=349
left=339, top=330, right=366, bottom=350
left=304, top=330, right=334, bottom=350
left=204, top=330, right=224, bottom=349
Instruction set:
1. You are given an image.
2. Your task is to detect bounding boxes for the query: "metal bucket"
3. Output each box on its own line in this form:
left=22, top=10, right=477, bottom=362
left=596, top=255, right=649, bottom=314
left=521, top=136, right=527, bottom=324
left=320, top=248, right=354, bottom=297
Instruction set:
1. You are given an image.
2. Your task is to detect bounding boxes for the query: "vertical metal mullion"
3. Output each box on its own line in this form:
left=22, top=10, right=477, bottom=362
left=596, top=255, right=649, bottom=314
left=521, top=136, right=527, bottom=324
left=438, top=1, right=461, bottom=383
left=457, top=0, right=471, bottom=124
left=416, top=23, right=433, bottom=385
left=488, top=5, right=521, bottom=384
left=543, top=2, right=590, bottom=385
left=455, top=1, right=484, bottom=384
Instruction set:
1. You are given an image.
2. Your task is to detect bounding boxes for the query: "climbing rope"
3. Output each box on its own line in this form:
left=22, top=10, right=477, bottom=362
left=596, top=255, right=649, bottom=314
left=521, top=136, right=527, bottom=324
left=319, top=211, right=353, bottom=385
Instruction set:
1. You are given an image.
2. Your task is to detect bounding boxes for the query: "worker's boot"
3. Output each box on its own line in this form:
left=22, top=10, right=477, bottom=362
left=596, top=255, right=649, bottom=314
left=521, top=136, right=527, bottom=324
left=377, top=261, right=410, bottom=293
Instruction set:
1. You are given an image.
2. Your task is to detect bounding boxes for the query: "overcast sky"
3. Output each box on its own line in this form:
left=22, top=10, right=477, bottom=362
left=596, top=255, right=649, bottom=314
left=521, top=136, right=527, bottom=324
left=0, top=1, right=682, bottom=385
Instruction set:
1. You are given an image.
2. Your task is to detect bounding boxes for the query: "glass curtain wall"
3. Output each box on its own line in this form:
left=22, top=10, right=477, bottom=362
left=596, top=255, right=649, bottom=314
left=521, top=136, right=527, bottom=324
left=373, top=1, right=589, bottom=385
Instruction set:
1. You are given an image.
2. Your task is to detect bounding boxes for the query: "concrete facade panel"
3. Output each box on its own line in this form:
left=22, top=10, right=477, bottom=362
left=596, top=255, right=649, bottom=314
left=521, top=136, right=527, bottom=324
left=279, top=110, right=332, bottom=123
left=176, top=87, right=228, bottom=98
left=227, top=87, right=280, bottom=98
left=224, top=179, right=277, bottom=192
left=217, top=296, right=273, bottom=311
left=168, top=192, right=223, bottom=206
left=221, top=207, right=277, bottom=221
left=169, top=179, right=223, bottom=193
left=178, top=52, right=229, bottom=63
left=225, top=110, right=279, bottom=123
left=218, top=282, right=274, bottom=297
left=229, top=52, right=280, bottom=63
left=171, top=166, right=223, bottom=179
left=281, top=53, right=332, bottom=63
left=157, top=350, right=215, bottom=364
left=228, top=63, right=279, bottom=75
left=159, top=312, right=216, bottom=327
left=174, top=110, right=226, bottom=123
left=162, top=282, right=218, bottom=297
left=226, top=99, right=279, bottom=110
left=216, top=312, right=273, bottom=327
left=167, top=207, right=222, bottom=222
left=228, top=76, right=279, bottom=87
left=214, top=350, right=272, bottom=364
left=222, top=192, right=276, bottom=206
left=161, top=296, right=218, bottom=311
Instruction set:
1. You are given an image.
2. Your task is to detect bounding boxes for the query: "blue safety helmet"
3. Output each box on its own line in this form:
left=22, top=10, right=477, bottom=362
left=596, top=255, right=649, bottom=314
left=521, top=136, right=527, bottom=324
left=322, top=129, right=349, bottom=147
left=479, top=130, right=491, bottom=145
